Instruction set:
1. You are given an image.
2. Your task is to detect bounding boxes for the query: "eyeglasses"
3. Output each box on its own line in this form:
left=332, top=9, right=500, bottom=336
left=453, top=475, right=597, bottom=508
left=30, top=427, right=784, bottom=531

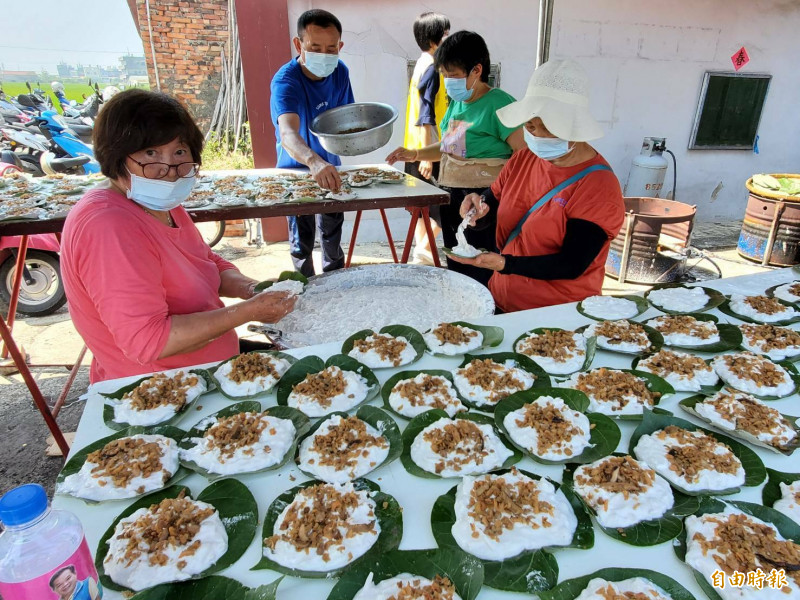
left=128, top=157, right=199, bottom=180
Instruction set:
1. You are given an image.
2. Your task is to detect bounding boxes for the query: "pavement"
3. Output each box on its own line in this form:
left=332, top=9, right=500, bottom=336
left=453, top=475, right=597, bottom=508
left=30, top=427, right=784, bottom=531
left=0, top=218, right=776, bottom=496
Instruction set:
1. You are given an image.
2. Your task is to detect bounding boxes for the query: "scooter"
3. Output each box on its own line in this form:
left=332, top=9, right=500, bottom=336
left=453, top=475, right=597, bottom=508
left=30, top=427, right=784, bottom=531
left=0, top=164, right=66, bottom=315
left=25, top=110, right=98, bottom=175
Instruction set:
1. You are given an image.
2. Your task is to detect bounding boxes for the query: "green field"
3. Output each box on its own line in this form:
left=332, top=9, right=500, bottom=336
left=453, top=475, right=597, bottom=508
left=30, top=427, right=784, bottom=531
left=0, top=81, right=149, bottom=112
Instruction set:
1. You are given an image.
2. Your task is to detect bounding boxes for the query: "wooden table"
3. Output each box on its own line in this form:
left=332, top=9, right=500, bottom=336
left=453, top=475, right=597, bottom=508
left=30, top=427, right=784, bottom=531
left=0, top=166, right=449, bottom=457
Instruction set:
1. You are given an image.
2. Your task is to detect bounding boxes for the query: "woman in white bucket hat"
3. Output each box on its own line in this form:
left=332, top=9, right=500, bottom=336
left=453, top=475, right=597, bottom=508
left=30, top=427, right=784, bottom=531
left=448, top=58, right=625, bottom=313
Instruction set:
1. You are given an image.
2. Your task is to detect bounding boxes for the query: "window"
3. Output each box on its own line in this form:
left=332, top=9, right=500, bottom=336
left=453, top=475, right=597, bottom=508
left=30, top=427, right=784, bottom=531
left=689, top=71, right=771, bottom=150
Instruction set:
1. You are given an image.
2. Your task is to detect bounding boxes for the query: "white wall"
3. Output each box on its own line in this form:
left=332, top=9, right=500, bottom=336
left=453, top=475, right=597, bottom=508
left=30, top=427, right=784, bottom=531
left=550, top=0, right=800, bottom=221
left=285, top=0, right=800, bottom=224
left=285, top=0, right=539, bottom=165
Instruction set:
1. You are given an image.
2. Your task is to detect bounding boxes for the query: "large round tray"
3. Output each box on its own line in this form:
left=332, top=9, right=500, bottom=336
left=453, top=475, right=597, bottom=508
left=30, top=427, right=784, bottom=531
left=269, top=264, right=495, bottom=348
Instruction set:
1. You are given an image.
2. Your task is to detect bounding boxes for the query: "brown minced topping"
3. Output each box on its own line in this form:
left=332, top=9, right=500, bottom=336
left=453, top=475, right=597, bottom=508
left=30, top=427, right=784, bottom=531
left=741, top=323, right=800, bottom=352
left=459, top=359, right=529, bottom=404
left=467, top=469, right=554, bottom=540
left=743, top=295, right=790, bottom=315
left=264, top=483, right=376, bottom=561
left=515, top=401, right=585, bottom=457
left=702, top=391, right=793, bottom=449
left=594, top=321, right=650, bottom=348
left=718, top=352, right=788, bottom=387
left=293, top=367, right=348, bottom=407
left=432, top=323, right=478, bottom=346
left=205, top=412, right=275, bottom=459
left=309, top=416, right=388, bottom=471
left=116, top=491, right=213, bottom=568
left=422, top=419, right=489, bottom=474
left=786, top=282, right=800, bottom=297
left=596, top=584, right=662, bottom=600
left=228, top=352, right=280, bottom=383
left=353, top=334, right=409, bottom=366
left=386, top=575, right=456, bottom=600
left=656, top=425, right=740, bottom=483
left=573, top=369, right=656, bottom=410
left=393, top=375, right=458, bottom=410
left=516, top=330, right=584, bottom=363
left=694, top=512, right=800, bottom=589
left=88, top=437, right=167, bottom=488
left=124, top=371, right=199, bottom=411
left=575, top=456, right=656, bottom=497
left=640, top=349, right=711, bottom=379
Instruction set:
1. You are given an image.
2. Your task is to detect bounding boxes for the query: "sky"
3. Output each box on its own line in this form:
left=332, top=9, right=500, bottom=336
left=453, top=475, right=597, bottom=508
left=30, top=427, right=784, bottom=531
left=0, top=0, right=144, bottom=73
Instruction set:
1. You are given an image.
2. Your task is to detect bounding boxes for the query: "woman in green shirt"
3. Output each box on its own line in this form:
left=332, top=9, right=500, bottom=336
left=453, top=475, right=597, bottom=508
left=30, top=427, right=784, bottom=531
left=387, top=31, right=524, bottom=286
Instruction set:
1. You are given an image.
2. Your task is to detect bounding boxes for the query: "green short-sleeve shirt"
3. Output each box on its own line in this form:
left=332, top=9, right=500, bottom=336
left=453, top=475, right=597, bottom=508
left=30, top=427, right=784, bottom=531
left=439, top=88, right=518, bottom=160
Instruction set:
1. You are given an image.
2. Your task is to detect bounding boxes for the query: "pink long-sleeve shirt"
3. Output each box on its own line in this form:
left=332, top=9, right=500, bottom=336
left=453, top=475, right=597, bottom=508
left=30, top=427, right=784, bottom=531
left=61, top=186, right=240, bottom=383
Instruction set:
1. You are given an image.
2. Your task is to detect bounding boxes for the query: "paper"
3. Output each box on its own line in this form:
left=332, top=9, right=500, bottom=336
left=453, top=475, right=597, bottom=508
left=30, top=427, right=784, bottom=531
left=731, top=46, right=750, bottom=71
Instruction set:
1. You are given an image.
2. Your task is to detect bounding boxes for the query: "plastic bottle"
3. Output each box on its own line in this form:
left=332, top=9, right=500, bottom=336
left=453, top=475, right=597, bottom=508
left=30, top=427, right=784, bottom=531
left=0, top=484, right=102, bottom=600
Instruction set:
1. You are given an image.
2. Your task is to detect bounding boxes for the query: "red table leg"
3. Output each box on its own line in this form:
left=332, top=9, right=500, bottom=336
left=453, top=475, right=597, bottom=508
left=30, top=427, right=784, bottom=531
left=2, top=235, right=28, bottom=360
left=0, top=315, right=70, bottom=457
left=401, top=209, right=420, bottom=263
left=420, top=207, right=441, bottom=268
left=379, top=209, right=399, bottom=263
left=345, top=211, right=363, bottom=268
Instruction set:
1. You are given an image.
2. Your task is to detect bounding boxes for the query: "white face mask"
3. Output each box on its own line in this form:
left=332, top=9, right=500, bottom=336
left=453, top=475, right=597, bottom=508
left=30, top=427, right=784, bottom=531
left=126, top=172, right=196, bottom=211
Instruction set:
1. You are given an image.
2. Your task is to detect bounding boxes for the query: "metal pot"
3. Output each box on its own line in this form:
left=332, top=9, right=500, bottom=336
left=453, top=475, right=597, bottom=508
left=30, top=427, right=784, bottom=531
left=310, top=102, right=398, bottom=156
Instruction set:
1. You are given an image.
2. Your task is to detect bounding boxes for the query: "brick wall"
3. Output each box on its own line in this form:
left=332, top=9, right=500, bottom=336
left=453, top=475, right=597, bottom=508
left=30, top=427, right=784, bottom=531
left=134, top=0, right=229, bottom=129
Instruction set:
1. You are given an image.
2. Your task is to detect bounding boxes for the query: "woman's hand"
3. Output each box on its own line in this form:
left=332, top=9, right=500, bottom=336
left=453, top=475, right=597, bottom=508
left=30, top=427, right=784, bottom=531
left=385, top=146, right=417, bottom=165
left=459, top=193, right=489, bottom=225
left=245, top=290, right=298, bottom=323
left=419, top=160, right=433, bottom=180
left=447, top=251, right=506, bottom=271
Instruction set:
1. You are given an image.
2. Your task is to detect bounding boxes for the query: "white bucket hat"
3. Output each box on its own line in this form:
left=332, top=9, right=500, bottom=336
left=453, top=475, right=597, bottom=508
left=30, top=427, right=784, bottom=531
left=496, top=59, right=604, bottom=141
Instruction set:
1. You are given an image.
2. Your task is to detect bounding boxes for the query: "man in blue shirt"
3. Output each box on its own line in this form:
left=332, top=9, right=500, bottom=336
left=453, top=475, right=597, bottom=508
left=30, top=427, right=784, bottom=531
left=270, top=9, right=355, bottom=276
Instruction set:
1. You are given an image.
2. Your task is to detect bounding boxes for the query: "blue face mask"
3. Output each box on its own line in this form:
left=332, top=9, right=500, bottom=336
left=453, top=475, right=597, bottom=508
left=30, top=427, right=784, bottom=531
left=127, top=172, right=196, bottom=211
left=303, top=51, right=339, bottom=78
left=444, top=76, right=475, bottom=102
left=523, top=128, right=573, bottom=160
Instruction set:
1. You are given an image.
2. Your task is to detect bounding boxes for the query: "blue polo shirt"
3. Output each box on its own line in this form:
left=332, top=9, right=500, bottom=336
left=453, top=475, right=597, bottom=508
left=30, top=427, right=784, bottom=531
left=270, top=57, right=355, bottom=168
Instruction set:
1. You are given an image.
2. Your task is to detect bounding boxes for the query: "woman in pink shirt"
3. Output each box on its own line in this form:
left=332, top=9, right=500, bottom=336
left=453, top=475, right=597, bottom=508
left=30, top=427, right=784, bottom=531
left=61, top=89, right=296, bottom=383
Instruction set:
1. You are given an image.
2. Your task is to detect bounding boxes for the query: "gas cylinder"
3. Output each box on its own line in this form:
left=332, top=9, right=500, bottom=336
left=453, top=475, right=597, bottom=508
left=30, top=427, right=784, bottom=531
left=625, top=137, right=668, bottom=198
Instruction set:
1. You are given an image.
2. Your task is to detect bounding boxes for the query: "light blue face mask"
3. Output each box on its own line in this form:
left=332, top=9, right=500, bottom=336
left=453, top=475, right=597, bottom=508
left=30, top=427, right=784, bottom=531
left=303, top=51, right=339, bottom=78
left=523, top=128, right=573, bottom=160
left=127, top=172, right=196, bottom=211
left=444, top=76, right=475, bottom=102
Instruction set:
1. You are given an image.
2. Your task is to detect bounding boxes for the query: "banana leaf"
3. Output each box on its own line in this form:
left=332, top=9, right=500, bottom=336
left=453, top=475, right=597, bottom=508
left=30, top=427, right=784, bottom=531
left=326, top=548, right=483, bottom=600
left=762, top=468, right=800, bottom=510
left=537, top=567, right=695, bottom=600
left=253, top=271, right=308, bottom=293
left=513, top=328, right=597, bottom=375
left=707, top=356, right=800, bottom=400
left=576, top=294, right=649, bottom=321
left=645, top=284, right=726, bottom=315
left=202, top=351, right=298, bottom=401
left=294, top=405, right=402, bottom=482
left=179, top=402, right=310, bottom=480
left=380, top=369, right=467, bottom=420
left=341, top=325, right=426, bottom=368
left=252, top=478, right=402, bottom=577
left=718, top=297, right=800, bottom=326
left=494, top=388, right=621, bottom=464
left=628, top=409, right=766, bottom=496
left=644, top=312, right=743, bottom=353
left=56, top=426, right=187, bottom=504
left=575, top=321, right=664, bottom=356
left=431, top=468, right=591, bottom=592
left=400, top=409, right=521, bottom=479
left=453, top=352, right=551, bottom=412
left=130, top=575, right=283, bottom=600
left=562, top=461, right=699, bottom=546
left=96, top=479, right=258, bottom=593
left=423, top=321, right=504, bottom=356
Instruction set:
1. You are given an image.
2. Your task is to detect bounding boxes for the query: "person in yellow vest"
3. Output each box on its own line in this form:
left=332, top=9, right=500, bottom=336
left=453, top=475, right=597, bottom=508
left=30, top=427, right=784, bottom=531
left=403, top=12, right=449, bottom=265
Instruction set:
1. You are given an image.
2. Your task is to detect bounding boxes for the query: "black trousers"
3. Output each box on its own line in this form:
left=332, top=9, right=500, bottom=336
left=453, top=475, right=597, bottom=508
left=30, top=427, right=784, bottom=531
left=287, top=213, right=345, bottom=277
left=437, top=186, right=497, bottom=288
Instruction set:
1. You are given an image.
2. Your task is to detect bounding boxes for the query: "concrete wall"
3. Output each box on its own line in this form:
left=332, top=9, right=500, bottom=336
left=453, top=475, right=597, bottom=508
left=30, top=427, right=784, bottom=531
left=288, top=0, right=800, bottom=226
left=549, top=0, right=800, bottom=222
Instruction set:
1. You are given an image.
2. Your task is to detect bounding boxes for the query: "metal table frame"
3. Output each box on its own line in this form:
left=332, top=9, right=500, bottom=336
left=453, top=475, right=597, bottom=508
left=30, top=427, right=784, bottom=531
left=0, top=168, right=448, bottom=457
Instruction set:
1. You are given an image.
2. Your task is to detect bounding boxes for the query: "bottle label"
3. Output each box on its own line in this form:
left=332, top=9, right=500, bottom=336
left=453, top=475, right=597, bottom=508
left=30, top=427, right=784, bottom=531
left=0, top=537, right=103, bottom=600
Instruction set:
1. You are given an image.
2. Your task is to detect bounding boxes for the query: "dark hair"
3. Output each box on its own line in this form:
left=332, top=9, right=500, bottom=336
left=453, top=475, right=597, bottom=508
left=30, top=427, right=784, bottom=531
left=297, top=9, right=342, bottom=38
left=413, top=12, right=450, bottom=52
left=49, top=565, right=76, bottom=589
left=93, top=89, right=204, bottom=180
left=434, top=30, right=491, bottom=83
